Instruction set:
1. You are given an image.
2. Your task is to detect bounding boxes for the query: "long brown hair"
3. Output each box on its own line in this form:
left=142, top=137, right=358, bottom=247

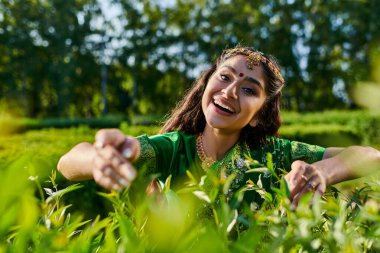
left=160, top=47, right=285, bottom=147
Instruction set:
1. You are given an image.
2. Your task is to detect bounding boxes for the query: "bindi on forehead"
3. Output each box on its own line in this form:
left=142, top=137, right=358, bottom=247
left=224, top=48, right=285, bottom=83
left=221, top=64, right=264, bottom=90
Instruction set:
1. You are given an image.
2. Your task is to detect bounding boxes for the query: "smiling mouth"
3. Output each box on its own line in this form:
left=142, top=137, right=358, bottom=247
left=213, top=99, right=235, bottom=114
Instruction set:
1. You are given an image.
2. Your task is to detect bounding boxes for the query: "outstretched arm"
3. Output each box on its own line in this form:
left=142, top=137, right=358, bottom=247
left=285, top=146, right=380, bottom=205
left=57, top=129, right=140, bottom=191
left=320, top=146, right=380, bottom=185
left=57, top=142, right=98, bottom=181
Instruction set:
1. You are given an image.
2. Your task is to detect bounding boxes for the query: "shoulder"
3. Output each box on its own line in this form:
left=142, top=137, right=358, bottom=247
left=148, top=131, right=195, bottom=145
left=263, top=136, right=325, bottom=163
left=259, top=136, right=324, bottom=150
left=137, top=131, right=196, bottom=152
left=249, top=136, right=325, bottom=169
left=135, top=131, right=197, bottom=177
left=255, top=136, right=292, bottom=150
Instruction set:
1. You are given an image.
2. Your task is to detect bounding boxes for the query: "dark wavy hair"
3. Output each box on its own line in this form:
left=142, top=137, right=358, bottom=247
left=160, top=47, right=285, bottom=147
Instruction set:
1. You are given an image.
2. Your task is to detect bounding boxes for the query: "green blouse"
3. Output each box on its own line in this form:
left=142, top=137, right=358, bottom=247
left=135, top=131, right=325, bottom=205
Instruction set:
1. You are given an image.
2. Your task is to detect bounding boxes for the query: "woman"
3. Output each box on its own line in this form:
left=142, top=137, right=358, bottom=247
left=58, top=47, right=380, bottom=206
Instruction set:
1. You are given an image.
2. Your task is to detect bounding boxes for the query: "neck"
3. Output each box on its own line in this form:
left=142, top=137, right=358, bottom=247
left=201, top=125, right=241, bottom=161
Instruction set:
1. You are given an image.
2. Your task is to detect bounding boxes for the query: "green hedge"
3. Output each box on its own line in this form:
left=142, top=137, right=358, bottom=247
left=280, top=124, right=361, bottom=147
left=0, top=114, right=167, bottom=135
left=0, top=116, right=128, bottom=135
left=1, top=110, right=379, bottom=147
left=281, top=110, right=375, bottom=125
left=280, top=111, right=380, bottom=146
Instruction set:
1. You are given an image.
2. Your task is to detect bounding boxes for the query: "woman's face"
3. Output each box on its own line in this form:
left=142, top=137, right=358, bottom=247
left=201, top=55, right=267, bottom=134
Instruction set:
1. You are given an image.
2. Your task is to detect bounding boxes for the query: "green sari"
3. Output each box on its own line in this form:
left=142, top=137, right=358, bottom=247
left=135, top=131, right=325, bottom=205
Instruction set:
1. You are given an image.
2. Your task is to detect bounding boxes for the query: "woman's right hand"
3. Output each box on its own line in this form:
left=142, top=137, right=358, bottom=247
left=92, top=129, right=140, bottom=191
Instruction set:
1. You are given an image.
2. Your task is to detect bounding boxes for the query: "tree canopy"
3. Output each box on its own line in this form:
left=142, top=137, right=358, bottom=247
left=1, top=0, right=379, bottom=117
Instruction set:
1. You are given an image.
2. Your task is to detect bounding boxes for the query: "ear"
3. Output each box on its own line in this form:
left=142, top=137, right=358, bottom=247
left=249, top=116, right=258, bottom=127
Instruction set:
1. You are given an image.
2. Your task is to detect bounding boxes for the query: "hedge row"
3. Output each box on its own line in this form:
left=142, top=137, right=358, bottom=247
left=0, top=116, right=126, bottom=135
left=281, top=111, right=380, bottom=146
left=1, top=111, right=379, bottom=146
left=0, top=113, right=168, bottom=135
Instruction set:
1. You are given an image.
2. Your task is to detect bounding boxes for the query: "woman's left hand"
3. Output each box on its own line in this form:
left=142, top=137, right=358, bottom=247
left=284, top=160, right=327, bottom=207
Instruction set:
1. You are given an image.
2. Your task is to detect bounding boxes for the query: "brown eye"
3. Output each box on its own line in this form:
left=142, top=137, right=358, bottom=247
left=220, top=74, right=230, bottom=81
left=242, top=87, right=256, bottom=96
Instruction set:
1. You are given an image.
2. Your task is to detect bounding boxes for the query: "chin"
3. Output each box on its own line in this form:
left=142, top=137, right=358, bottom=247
left=205, top=119, right=224, bottom=129
left=206, top=119, right=232, bottom=131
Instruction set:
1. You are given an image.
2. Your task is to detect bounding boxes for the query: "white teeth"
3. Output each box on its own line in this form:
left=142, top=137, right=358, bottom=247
left=214, top=99, right=234, bottom=113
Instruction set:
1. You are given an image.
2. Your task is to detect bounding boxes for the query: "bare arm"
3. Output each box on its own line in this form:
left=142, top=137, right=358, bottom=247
left=319, top=146, right=380, bottom=185
left=57, top=142, right=97, bottom=181
left=285, top=146, right=380, bottom=205
left=57, top=129, right=140, bottom=190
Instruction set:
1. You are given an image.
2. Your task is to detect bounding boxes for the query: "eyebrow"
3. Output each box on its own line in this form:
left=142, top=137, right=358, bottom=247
left=221, top=65, right=264, bottom=89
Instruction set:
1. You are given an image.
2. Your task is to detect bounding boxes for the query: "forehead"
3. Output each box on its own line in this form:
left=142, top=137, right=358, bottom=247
left=219, top=55, right=266, bottom=83
left=220, top=55, right=264, bottom=73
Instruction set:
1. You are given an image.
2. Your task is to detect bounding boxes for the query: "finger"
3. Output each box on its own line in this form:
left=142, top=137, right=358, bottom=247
left=290, top=172, right=316, bottom=200
left=104, top=165, right=131, bottom=187
left=290, top=175, right=310, bottom=201
left=93, top=167, right=122, bottom=191
left=294, top=181, right=325, bottom=208
left=290, top=175, right=312, bottom=200
left=96, top=145, right=137, bottom=181
left=315, top=180, right=326, bottom=196
left=311, top=188, right=324, bottom=204
left=289, top=164, right=319, bottom=200
left=95, top=129, right=126, bottom=149
left=284, top=170, right=301, bottom=192
left=292, top=182, right=318, bottom=207
left=96, top=145, right=122, bottom=160
left=284, top=171, right=294, bottom=187
left=146, top=179, right=162, bottom=195
left=284, top=162, right=304, bottom=194
left=289, top=160, right=306, bottom=186
left=117, top=163, right=137, bottom=183
left=92, top=151, right=131, bottom=187
left=292, top=174, right=322, bottom=206
left=120, top=136, right=141, bottom=161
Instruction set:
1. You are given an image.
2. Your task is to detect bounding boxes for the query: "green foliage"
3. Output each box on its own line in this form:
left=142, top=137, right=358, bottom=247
left=1, top=120, right=380, bottom=252
left=2, top=110, right=379, bottom=147
left=1, top=152, right=380, bottom=252
left=0, top=125, right=160, bottom=172
left=0, top=126, right=96, bottom=171
left=0, top=114, right=163, bottom=135
left=0, top=0, right=102, bottom=117
left=1, top=1, right=380, bottom=116
left=0, top=116, right=127, bottom=135
left=281, top=110, right=380, bottom=146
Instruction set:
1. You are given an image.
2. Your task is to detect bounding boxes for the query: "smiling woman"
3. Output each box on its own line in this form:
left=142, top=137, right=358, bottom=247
left=201, top=56, right=267, bottom=140
left=57, top=46, right=380, bottom=207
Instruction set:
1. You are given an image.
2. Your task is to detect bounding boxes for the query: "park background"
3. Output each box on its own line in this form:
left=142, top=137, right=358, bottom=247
left=1, top=0, right=380, bottom=252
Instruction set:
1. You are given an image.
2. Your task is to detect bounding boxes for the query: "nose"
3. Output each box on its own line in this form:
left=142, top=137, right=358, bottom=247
left=222, top=82, right=238, bottom=99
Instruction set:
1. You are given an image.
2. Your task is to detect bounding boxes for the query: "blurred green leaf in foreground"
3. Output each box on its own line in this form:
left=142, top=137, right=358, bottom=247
left=1, top=152, right=380, bottom=252
left=352, top=43, right=380, bottom=111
